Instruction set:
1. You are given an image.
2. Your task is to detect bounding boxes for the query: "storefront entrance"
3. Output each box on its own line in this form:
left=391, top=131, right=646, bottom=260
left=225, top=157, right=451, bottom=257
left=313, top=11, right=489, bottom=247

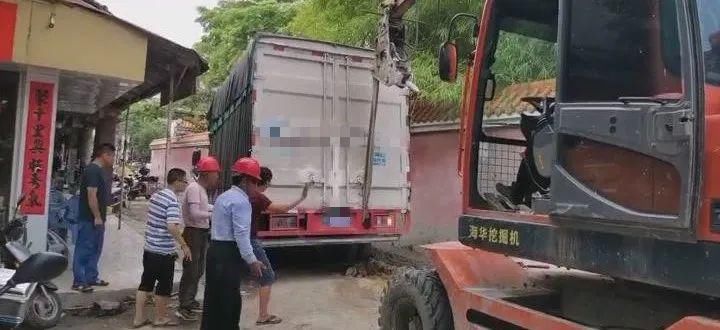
left=0, top=70, right=18, bottom=220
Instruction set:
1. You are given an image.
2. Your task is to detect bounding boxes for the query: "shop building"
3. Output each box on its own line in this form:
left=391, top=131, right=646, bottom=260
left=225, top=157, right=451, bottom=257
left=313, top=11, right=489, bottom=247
left=0, top=0, right=206, bottom=251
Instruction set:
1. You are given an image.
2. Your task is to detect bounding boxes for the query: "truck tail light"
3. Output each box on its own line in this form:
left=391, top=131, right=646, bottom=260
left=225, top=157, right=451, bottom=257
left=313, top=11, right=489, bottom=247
left=374, top=214, right=394, bottom=228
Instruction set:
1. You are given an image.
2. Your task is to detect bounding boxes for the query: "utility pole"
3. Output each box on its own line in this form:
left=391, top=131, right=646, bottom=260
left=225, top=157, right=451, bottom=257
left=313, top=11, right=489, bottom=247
left=118, top=107, right=131, bottom=230
left=163, top=66, right=175, bottom=185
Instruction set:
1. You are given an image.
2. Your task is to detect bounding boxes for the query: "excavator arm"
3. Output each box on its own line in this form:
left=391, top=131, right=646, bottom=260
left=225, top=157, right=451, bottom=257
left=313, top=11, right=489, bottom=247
left=373, top=0, right=417, bottom=91
left=362, top=0, right=418, bottom=221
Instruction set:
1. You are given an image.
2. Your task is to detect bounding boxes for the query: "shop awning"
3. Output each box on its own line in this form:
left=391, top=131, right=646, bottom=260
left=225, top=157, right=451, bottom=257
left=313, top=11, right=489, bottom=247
left=56, top=0, right=208, bottom=109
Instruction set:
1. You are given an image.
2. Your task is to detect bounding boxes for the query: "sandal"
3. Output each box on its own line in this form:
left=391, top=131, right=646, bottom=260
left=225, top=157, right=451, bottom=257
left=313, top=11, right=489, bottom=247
left=256, top=315, right=282, bottom=326
left=133, top=319, right=152, bottom=328
left=152, top=319, right=179, bottom=327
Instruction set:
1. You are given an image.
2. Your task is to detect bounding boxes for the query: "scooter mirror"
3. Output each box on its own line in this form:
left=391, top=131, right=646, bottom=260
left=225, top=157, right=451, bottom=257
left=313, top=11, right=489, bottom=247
left=10, top=252, right=67, bottom=285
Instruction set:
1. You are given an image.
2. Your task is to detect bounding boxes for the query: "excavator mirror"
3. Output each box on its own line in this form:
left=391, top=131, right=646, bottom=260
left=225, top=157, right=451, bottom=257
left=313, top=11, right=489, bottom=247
left=438, top=41, right=458, bottom=83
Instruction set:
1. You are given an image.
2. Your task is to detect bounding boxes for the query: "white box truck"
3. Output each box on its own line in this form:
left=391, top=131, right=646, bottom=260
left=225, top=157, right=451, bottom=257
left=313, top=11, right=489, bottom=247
left=208, top=34, right=410, bottom=248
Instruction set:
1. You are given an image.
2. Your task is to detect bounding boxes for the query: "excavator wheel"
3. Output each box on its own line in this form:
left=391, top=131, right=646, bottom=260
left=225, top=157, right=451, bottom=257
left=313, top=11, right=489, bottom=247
left=379, top=268, right=453, bottom=330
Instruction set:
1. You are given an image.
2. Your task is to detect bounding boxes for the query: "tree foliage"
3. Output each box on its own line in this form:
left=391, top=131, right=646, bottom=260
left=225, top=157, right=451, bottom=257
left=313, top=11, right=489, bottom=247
left=120, top=100, right=165, bottom=162
left=120, top=93, right=211, bottom=162
left=195, top=0, right=298, bottom=86
left=286, top=0, right=556, bottom=111
left=287, top=1, right=377, bottom=47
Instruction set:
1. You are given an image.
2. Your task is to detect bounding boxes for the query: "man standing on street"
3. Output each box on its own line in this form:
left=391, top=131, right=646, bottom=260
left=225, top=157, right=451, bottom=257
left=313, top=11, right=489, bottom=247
left=72, top=143, right=115, bottom=293
left=248, top=167, right=309, bottom=326
left=201, top=157, right=265, bottom=330
left=176, top=156, right=220, bottom=321
left=133, top=168, right=191, bottom=328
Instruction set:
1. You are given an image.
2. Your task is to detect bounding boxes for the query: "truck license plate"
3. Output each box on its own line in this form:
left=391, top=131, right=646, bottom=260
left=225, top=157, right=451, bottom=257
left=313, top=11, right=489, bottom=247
left=325, top=217, right=352, bottom=227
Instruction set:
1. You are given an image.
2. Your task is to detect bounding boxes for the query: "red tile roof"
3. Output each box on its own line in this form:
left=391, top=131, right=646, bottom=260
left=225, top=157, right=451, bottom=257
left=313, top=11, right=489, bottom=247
left=409, top=79, right=556, bottom=125
left=409, top=98, right=458, bottom=125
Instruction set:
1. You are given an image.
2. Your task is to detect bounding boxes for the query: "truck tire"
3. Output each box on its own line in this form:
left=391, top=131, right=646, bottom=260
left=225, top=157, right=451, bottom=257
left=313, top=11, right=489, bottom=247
left=23, top=289, right=62, bottom=329
left=379, top=268, right=453, bottom=330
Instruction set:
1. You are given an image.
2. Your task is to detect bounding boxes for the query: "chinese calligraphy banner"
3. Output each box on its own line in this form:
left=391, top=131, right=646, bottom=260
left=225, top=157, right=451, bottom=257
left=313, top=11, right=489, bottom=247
left=21, top=81, right=55, bottom=215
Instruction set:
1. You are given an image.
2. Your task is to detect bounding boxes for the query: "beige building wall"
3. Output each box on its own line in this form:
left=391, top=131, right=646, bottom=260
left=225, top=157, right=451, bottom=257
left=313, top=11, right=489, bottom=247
left=11, top=0, right=147, bottom=82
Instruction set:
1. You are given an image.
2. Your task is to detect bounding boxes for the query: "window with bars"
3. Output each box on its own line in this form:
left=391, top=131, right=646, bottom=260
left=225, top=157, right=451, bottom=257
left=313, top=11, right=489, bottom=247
left=476, top=141, right=524, bottom=202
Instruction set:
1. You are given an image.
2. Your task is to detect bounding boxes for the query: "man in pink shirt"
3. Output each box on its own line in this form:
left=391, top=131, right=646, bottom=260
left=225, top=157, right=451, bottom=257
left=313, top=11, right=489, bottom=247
left=176, top=156, right=220, bottom=321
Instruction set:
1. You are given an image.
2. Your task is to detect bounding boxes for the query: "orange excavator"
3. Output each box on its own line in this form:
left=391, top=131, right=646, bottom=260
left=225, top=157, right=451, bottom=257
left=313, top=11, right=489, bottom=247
left=378, top=0, right=720, bottom=329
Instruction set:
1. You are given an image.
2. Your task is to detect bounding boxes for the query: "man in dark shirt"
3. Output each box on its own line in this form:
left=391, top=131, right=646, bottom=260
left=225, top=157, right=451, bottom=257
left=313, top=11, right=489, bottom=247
left=72, top=143, right=115, bottom=293
left=248, top=167, right=309, bottom=325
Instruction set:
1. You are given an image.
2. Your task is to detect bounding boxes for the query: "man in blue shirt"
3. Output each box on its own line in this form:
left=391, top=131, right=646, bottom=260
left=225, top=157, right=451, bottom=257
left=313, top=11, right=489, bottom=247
left=73, top=143, right=114, bottom=293
left=201, top=157, right=265, bottom=330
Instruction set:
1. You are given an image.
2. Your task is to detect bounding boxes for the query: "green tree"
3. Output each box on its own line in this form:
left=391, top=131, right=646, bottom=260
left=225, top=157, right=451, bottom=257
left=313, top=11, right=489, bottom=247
left=287, top=0, right=377, bottom=47
left=287, top=0, right=556, bottom=114
left=120, top=100, right=165, bottom=161
left=287, top=0, right=485, bottom=109
left=195, top=0, right=299, bottom=87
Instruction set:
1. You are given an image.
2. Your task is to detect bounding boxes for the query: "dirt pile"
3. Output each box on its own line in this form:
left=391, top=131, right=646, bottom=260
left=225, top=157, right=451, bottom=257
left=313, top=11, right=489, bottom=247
left=345, top=258, right=396, bottom=278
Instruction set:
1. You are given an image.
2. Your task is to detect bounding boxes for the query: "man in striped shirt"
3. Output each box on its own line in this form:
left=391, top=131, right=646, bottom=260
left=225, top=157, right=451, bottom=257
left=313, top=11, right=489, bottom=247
left=133, top=168, right=191, bottom=328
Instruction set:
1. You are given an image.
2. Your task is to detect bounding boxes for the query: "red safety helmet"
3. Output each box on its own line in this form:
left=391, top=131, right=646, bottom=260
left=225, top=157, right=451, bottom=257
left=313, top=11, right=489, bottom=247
left=231, top=157, right=261, bottom=180
left=196, top=156, right=220, bottom=172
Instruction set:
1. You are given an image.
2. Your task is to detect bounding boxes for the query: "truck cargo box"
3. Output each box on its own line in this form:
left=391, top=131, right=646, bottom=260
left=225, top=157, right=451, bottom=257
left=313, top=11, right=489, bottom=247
left=208, top=34, right=410, bottom=245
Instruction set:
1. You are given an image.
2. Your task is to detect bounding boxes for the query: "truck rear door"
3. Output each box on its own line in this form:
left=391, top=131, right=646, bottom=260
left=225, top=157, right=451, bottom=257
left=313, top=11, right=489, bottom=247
left=251, top=36, right=409, bottom=211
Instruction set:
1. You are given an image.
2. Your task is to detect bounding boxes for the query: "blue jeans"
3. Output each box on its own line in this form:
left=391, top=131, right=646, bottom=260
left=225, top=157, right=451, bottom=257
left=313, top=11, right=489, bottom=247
left=69, top=223, right=80, bottom=245
left=72, top=220, right=105, bottom=286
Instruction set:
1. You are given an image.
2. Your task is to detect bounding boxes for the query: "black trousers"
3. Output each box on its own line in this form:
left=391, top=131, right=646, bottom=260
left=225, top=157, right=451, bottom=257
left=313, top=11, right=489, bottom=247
left=201, top=241, right=243, bottom=330
left=178, top=227, right=209, bottom=309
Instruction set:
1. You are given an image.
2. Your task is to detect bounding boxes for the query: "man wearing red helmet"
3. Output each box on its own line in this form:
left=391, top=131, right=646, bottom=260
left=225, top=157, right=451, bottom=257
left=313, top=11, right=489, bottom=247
left=201, top=157, right=265, bottom=330
left=176, top=156, right=220, bottom=321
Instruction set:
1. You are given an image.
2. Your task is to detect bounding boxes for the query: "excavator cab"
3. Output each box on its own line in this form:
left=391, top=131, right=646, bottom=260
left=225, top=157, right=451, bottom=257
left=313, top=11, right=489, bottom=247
left=380, top=1, right=720, bottom=329
left=440, top=0, right=720, bottom=243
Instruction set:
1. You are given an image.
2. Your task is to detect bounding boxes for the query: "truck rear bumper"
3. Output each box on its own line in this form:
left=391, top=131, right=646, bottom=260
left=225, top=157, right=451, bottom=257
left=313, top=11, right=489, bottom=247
left=260, top=235, right=400, bottom=248
left=257, top=208, right=410, bottom=240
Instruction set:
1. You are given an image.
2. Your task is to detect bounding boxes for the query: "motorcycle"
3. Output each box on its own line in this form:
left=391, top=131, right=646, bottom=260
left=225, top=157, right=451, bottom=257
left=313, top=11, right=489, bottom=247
left=127, top=172, right=159, bottom=201
left=0, top=198, right=65, bottom=329
left=0, top=251, right=67, bottom=329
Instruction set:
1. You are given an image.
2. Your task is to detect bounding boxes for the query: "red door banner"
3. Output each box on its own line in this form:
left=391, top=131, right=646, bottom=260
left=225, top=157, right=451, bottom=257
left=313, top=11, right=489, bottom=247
left=0, top=1, right=17, bottom=61
left=21, top=81, right=55, bottom=215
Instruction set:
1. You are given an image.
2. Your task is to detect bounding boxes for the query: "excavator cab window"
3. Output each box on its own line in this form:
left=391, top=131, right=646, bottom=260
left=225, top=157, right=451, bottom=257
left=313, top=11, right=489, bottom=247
left=470, top=1, right=559, bottom=212
left=698, top=0, right=720, bottom=85
left=469, top=0, right=700, bottom=236
left=560, top=0, right=683, bottom=102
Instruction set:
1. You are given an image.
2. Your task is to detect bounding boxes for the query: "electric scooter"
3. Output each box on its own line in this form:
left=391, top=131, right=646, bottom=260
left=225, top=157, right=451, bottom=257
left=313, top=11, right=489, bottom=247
left=0, top=197, right=65, bottom=329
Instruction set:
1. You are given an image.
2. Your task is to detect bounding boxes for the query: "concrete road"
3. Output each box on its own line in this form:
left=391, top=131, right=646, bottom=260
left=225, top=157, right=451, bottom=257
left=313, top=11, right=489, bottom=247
left=54, top=267, right=386, bottom=330
left=52, top=200, right=388, bottom=329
